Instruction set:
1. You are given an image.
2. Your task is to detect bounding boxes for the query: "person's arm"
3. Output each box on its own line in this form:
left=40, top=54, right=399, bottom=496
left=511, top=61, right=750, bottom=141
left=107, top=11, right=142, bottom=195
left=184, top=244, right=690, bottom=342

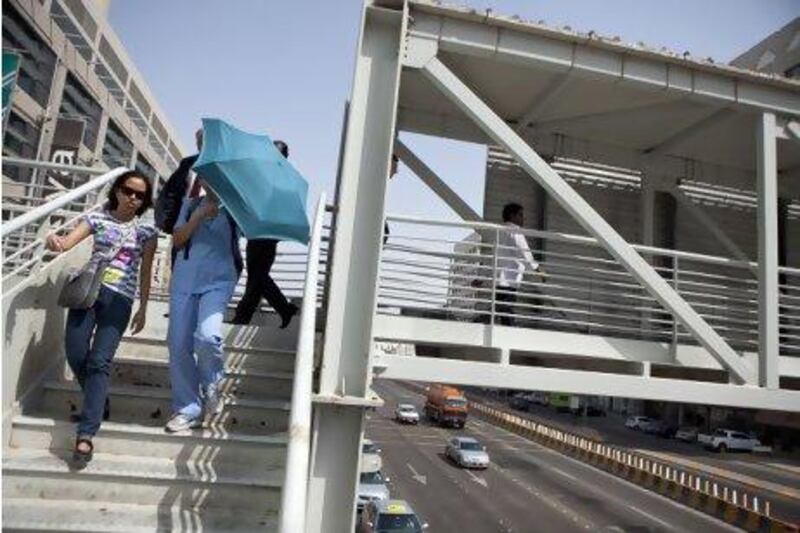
left=45, top=221, right=92, bottom=254
left=130, top=236, right=157, bottom=335
left=513, top=231, right=542, bottom=274
left=172, top=199, right=218, bottom=250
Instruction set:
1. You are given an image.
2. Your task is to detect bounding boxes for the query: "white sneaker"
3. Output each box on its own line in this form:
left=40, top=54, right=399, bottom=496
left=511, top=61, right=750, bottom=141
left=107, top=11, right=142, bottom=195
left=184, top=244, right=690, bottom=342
left=204, top=385, right=224, bottom=417
left=165, top=413, right=202, bottom=433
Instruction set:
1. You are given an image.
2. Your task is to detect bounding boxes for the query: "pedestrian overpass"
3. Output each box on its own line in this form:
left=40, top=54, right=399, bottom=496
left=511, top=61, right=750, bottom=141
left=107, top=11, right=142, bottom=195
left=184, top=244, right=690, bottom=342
left=3, top=0, right=800, bottom=531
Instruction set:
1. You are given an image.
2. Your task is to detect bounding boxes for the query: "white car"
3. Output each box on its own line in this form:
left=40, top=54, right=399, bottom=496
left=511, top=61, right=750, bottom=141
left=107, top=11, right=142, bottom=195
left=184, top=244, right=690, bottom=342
left=705, top=429, right=761, bottom=453
left=625, top=416, right=653, bottom=430
left=674, top=426, right=699, bottom=442
left=361, top=439, right=383, bottom=473
left=395, top=403, right=420, bottom=424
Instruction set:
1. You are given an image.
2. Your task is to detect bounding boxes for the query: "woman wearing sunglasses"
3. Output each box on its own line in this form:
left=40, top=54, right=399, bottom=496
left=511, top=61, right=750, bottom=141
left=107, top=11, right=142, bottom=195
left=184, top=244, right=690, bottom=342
left=45, top=170, right=158, bottom=467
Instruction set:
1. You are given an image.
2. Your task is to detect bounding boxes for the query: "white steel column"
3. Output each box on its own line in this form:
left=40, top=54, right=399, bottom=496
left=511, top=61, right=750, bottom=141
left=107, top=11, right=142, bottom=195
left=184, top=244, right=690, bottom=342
left=394, top=139, right=481, bottom=221
left=307, top=2, right=406, bottom=531
left=756, top=112, right=779, bottom=388
left=420, top=55, right=755, bottom=385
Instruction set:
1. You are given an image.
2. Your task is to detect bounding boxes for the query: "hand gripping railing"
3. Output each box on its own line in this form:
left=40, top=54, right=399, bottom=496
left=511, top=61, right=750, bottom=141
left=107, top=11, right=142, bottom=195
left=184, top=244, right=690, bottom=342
left=279, top=191, right=327, bottom=533
left=2, top=160, right=129, bottom=285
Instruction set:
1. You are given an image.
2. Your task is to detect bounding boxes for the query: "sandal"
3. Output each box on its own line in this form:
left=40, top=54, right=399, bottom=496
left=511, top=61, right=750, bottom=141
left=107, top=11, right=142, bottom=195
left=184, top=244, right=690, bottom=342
left=73, top=436, right=94, bottom=468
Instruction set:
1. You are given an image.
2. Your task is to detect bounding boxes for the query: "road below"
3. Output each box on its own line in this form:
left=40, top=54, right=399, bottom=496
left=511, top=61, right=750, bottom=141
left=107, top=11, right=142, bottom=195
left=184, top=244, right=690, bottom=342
left=366, top=379, right=742, bottom=532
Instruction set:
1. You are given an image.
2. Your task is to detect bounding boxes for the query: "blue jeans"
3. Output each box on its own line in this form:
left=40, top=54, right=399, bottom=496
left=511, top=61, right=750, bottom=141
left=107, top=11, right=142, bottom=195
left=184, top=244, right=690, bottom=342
left=65, top=285, right=132, bottom=437
left=167, top=283, right=235, bottom=419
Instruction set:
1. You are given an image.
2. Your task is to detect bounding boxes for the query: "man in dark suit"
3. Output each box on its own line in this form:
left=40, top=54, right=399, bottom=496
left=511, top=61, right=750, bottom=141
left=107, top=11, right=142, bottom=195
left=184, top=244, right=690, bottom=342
left=227, top=140, right=298, bottom=328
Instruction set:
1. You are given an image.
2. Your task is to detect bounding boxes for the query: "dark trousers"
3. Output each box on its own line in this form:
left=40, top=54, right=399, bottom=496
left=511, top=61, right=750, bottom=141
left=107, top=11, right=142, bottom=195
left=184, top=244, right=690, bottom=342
left=234, top=239, right=291, bottom=323
left=64, top=286, right=132, bottom=437
left=494, top=286, right=517, bottom=326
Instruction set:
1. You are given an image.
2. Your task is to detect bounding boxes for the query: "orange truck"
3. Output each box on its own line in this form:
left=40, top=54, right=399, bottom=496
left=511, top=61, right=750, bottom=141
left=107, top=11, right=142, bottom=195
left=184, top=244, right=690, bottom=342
left=424, top=384, right=468, bottom=428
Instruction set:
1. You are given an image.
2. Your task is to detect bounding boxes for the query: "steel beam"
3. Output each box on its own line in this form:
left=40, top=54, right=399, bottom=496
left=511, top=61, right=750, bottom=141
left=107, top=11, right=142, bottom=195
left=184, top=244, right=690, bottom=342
left=756, top=112, right=779, bottom=389
left=308, top=3, right=406, bottom=531
left=420, top=55, right=755, bottom=384
left=513, top=71, right=572, bottom=131
left=643, top=107, right=731, bottom=157
left=373, top=354, right=800, bottom=412
left=394, top=139, right=481, bottom=221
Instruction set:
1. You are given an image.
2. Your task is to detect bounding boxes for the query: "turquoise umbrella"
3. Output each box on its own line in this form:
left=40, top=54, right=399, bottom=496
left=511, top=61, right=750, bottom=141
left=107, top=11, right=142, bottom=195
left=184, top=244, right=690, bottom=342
left=193, top=118, right=310, bottom=243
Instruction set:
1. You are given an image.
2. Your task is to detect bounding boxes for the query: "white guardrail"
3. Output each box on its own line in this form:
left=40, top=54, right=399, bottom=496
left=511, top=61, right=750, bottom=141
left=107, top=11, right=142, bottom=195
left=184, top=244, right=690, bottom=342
left=378, top=214, right=800, bottom=356
left=279, top=192, right=327, bottom=533
left=2, top=159, right=128, bottom=286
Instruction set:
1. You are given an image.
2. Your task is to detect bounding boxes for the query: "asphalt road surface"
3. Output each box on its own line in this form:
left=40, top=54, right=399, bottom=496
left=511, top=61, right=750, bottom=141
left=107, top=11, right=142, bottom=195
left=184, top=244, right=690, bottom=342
left=366, top=379, right=742, bottom=533
left=469, top=389, right=800, bottom=524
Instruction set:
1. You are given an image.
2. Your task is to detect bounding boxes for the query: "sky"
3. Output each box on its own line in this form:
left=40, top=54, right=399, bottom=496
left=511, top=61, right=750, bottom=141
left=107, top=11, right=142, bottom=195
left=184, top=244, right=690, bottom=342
left=108, top=0, right=800, bottom=226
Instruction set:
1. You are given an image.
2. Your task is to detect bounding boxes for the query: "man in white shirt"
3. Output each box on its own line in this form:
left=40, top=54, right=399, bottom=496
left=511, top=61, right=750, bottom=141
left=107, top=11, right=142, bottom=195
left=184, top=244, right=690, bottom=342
left=495, top=203, right=545, bottom=325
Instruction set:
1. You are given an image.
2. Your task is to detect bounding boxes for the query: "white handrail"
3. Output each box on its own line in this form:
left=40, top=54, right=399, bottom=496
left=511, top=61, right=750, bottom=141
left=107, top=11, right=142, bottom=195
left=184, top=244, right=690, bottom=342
left=279, top=191, right=327, bottom=533
left=2, top=156, right=110, bottom=175
left=1, top=166, right=129, bottom=238
left=385, top=213, right=800, bottom=275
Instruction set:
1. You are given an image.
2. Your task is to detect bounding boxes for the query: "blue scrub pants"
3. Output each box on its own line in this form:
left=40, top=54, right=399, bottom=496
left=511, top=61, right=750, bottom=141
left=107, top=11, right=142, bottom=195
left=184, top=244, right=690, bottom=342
left=167, top=283, right=235, bottom=419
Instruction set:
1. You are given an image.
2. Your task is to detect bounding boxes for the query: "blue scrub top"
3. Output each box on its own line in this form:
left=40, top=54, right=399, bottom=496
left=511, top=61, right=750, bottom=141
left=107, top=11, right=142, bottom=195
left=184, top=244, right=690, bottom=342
left=171, top=197, right=240, bottom=294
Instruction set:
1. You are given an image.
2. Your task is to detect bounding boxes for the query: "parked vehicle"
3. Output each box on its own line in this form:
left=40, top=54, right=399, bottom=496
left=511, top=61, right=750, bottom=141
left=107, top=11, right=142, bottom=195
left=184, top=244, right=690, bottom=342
left=705, top=429, right=761, bottom=453
left=445, top=436, right=490, bottom=469
left=358, top=499, right=428, bottom=532
left=675, top=426, right=699, bottom=442
left=395, top=403, right=420, bottom=424
left=625, top=416, right=653, bottom=430
left=509, top=393, right=530, bottom=411
left=641, top=420, right=676, bottom=438
left=425, top=384, right=468, bottom=428
left=360, top=439, right=382, bottom=473
left=356, top=470, right=391, bottom=511
left=528, top=392, right=549, bottom=406
left=585, top=405, right=607, bottom=417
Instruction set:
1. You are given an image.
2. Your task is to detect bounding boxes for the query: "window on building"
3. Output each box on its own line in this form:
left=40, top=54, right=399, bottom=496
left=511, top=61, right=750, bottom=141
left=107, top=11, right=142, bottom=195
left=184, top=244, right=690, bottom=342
left=59, top=73, right=103, bottom=151
left=101, top=119, right=133, bottom=169
left=2, top=110, right=40, bottom=182
left=135, top=153, right=158, bottom=183
left=2, top=1, right=58, bottom=108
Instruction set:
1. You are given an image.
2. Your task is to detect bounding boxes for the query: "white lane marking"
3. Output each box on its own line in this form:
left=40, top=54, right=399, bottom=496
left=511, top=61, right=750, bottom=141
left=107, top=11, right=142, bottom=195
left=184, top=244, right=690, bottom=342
left=407, top=463, right=427, bottom=485
left=464, top=468, right=488, bottom=488
left=628, top=505, right=674, bottom=531
left=552, top=468, right=577, bottom=482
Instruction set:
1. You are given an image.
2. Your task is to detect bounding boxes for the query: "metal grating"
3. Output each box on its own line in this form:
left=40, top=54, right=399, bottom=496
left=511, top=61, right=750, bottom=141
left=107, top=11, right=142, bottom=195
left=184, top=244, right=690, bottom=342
left=61, top=0, right=98, bottom=40
left=98, top=35, right=129, bottom=86
left=128, top=80, right=151, bottom=118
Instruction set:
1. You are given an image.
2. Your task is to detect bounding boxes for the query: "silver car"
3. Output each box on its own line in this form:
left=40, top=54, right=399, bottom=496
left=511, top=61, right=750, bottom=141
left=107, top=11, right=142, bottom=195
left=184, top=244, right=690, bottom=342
left=357, top=470, right=391, bottom=510
left=446, top=436, right=489, bottom=469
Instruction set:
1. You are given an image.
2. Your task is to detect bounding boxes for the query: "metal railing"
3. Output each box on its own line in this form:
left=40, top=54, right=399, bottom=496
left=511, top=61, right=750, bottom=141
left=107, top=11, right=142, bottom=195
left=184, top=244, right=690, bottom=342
left=378, top=215, right=800, bottom=356
left=279, top=192, right=327, bottom=533
left=2, top=159, right=128, bottom=288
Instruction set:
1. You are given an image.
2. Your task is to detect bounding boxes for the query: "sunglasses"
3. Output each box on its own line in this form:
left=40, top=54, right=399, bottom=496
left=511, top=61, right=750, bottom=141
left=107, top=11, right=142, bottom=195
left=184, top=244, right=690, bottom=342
left=119, top=185, right=147, bottom=202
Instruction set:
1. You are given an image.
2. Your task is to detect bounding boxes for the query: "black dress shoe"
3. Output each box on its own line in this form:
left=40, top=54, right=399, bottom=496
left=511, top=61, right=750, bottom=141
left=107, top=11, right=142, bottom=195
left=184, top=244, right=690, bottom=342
left=279, top=304, right=299, bottom=329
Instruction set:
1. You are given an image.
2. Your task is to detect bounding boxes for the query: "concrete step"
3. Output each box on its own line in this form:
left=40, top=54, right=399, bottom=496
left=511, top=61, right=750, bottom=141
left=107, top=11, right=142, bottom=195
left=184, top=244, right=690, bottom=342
left=117, top=336, right=297, bottom=374
left=38, top=382, right=291, bottom=435
left=110, top=357, right=294, bottom=400
left=9, top=415, right=289, bottom=468
left=3, top=448, right=282, bottom=513
left=2, top=498, right=278, bottom=532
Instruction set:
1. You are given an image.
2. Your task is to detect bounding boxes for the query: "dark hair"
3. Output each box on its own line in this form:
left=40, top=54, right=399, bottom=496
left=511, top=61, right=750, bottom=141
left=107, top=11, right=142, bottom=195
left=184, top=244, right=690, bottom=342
left=274, top=140, right=289, bottom=158
left=107, top=170, right=154, bottom=217
left=502, top=202, right=523, bottom=222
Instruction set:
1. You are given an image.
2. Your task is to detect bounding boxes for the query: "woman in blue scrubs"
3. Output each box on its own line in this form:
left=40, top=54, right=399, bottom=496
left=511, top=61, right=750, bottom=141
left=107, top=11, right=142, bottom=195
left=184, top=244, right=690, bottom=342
left=165, top=181, right=241, bottom=432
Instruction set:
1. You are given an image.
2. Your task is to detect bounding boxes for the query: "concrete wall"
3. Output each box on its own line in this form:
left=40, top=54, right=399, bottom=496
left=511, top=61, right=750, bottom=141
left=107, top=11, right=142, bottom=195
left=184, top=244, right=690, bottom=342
left=2, top=242, right=90, bottom=448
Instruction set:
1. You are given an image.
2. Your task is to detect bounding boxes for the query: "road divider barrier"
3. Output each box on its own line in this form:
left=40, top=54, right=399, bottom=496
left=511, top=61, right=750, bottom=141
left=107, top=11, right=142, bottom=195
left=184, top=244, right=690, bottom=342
left=469, top=402, right=799, bottom=532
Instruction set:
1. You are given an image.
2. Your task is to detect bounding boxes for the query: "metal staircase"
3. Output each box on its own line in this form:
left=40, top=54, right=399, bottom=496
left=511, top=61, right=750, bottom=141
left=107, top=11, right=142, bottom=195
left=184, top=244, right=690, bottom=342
left=2, top=159, right=327, bottom=532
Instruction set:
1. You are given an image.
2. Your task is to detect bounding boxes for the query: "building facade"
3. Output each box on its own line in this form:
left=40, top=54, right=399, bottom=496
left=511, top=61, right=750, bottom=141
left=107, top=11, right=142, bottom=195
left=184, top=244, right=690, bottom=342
left=2, top=0, right=183, bottom=192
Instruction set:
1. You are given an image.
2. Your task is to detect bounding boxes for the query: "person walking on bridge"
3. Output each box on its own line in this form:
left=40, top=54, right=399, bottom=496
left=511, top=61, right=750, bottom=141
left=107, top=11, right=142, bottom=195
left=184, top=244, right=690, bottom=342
left=227, top=140, right=298, bottom=328
left=165, top=179, right=242, bottom=433
left=46, top=170, right=157, bottom=466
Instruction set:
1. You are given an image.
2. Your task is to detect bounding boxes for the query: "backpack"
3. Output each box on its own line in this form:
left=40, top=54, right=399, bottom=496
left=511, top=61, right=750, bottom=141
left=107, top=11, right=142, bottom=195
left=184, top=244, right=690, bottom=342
left=155, top=155, right=198, bottom=234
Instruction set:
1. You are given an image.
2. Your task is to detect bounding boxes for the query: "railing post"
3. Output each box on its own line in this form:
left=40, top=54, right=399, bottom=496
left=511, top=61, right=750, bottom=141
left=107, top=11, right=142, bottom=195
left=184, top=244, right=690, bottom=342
left=490, top=227, right=499, bottom=327
left=671, top=256, right=680, bottom=357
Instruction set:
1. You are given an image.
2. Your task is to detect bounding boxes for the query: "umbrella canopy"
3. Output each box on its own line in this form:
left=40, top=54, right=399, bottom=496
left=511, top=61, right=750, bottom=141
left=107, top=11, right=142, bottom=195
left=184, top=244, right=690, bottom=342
left=193, top=118, right=310, bottom=243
